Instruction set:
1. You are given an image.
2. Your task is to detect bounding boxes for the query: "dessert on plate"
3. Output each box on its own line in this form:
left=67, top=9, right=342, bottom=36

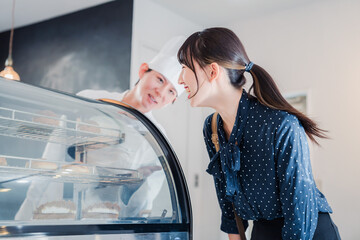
left=82, top=202, right=121, bottom=220
left=33, top=200, right=76, bottom=220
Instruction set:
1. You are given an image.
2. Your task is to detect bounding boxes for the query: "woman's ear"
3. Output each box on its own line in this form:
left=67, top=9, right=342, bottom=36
left=139, top=63, right=149, bottom=79
left=209, top=62, right=220, bottom=82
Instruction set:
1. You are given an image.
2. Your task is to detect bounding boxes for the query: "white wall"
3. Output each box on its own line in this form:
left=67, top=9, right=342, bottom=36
left=131, top=0, right=201, bottom=173
left=131, top=0, right=200, bottom=172
left=131, top=1, right=213, bottom=240
left=226, top=0, right=360, bottom=239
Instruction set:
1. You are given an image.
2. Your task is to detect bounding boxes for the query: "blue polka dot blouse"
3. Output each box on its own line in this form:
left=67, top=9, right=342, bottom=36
left=203, top=90, right=332, bottom=240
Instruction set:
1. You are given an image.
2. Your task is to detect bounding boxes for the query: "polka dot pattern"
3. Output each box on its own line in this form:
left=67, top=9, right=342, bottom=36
left=203, top=90, right=332, bottom=239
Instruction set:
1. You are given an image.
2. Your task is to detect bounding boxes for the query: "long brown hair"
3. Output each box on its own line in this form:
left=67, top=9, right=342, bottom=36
left=177, top=27, right=327, bottom=144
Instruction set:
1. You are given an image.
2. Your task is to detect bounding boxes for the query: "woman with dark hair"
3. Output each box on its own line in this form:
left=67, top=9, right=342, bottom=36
left=177, top=27, right=340, bottom=240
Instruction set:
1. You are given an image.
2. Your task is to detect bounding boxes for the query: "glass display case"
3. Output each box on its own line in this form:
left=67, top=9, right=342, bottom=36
left=0, top=77, right=192, bottom=239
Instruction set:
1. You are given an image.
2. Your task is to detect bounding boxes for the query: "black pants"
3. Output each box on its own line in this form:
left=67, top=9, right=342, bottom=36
left=251, top=212, right=341, bottom=240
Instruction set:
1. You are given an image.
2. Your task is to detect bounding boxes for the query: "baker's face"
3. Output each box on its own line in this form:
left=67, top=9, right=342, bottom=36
left=178, top=61, right=210, bottom=107
left=136, top=70, right=177, bottom=111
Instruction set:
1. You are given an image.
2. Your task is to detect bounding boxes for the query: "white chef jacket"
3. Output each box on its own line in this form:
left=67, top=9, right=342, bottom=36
left=15, top=90, right=168, bottom=220
left=76, top=89, right=168, bottom=216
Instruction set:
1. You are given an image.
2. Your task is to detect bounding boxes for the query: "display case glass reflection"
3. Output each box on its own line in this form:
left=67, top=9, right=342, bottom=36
left=0, top=78, right=179, bottom=227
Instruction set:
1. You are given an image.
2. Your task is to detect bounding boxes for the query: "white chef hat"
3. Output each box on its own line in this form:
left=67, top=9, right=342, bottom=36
left=148, top=36, right=185, bottom=96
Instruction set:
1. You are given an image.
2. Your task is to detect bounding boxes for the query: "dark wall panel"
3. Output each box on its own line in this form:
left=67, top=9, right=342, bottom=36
left=0, top=0, right=133, bottom=94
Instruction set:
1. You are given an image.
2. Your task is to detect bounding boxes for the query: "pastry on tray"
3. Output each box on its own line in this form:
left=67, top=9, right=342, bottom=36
left=0, top=157, right=7, bottom=166
left=61, top=162, right=90, bottom=174
left=33, top=110, right=60, bottom=126
left=82, top=202, right=121, bottom=220
left=33, top=200, right=76, bottom=220
left=26, top=160, right=58, bottom=170
left=77, top=120, right=101, bottom=134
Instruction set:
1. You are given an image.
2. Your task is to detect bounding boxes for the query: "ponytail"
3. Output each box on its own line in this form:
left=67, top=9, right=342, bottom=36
left=248, top=64, right=328, bottom=144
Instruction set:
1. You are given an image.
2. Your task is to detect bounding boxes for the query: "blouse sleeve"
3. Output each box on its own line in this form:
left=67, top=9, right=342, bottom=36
left=275, top=114, right=319, bottom=240
left=203, top=115, right=245, bottom=234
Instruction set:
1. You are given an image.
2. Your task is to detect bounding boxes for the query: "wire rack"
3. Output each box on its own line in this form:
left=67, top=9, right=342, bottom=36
left=0, top=107, right=140, bottom=185
left=0, top=155, right=143, bottom=185
left=0, top=106, right=125, bottom=146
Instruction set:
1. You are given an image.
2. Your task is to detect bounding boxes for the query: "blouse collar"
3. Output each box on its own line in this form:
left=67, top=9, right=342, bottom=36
left=207, top=89, right=251, bottom=199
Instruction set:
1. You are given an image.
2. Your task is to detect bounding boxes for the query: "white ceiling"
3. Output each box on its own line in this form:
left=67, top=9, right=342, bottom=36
left=151, top=0, right=324, bottom=26
left=0, top=0, right=113, bottom=32
left=0, top=0, right=325, bottom=32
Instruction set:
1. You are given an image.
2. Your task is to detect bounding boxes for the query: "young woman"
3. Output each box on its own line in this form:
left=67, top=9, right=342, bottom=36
left=177, top=28, right=341, bottom=240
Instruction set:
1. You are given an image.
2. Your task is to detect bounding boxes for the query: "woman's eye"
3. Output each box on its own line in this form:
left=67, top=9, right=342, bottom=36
left=169, top=89, right=175, bottom=95
left=158, top=78, right=164, bottom=83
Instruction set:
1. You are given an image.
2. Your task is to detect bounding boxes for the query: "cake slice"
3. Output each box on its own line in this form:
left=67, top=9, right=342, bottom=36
left=82, top=202, right=120, bottom=220
left=33, top=200, right=76, bottom=220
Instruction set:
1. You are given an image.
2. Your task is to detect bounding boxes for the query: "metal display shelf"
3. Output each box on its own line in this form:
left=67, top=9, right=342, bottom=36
left=0, top=106, right=125, bottom=146
left=0, top=156, right=143, bottom=185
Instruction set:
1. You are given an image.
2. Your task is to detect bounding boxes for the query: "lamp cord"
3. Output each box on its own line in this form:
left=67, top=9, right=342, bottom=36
left=8, top=0, right=16, bottom=59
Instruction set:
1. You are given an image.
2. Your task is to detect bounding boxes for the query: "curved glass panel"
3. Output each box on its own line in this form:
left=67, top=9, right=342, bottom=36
left=0, top=78, right=180, bottom=227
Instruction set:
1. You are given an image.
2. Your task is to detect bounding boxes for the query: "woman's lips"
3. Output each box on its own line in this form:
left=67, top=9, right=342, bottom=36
left=184, top=86, right=191, bottom=99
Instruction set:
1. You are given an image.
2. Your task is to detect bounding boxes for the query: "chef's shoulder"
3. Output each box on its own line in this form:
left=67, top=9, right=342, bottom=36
left=76, top=89, right=125, bottom=100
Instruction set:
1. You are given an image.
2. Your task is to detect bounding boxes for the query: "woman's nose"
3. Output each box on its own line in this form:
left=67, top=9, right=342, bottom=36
left=178, top=72, right=184, bottom=84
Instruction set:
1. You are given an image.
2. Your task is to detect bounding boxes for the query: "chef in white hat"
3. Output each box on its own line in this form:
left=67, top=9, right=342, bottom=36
left=77, top=36, right=185, bottom=134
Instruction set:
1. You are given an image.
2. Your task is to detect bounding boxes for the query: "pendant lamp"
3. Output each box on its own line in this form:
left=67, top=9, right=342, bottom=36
left=0, top=0, right=20, bottom=81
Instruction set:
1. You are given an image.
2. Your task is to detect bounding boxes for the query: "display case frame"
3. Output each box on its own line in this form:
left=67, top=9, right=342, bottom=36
left=0, top=77, right=192, bottom=239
